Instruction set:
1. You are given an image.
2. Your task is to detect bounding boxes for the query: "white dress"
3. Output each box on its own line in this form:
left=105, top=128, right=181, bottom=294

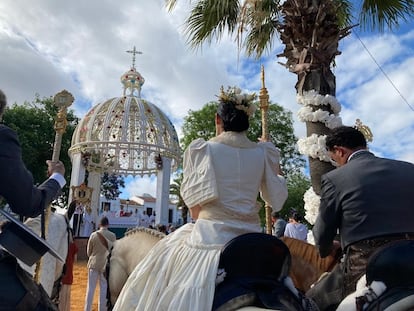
left=82, top=211, right=94, bottom=237
left=113, top=131, right=288, bottom=311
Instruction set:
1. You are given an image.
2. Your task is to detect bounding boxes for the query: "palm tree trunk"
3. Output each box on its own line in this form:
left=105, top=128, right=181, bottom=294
left=302, top=70, right=336, bottom=194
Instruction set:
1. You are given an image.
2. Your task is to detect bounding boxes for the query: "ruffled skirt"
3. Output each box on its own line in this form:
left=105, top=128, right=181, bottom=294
left=113, top=221, right=226, bottom=311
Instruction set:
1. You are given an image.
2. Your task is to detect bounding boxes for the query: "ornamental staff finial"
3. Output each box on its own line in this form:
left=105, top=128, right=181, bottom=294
left=259, top=66, right=273, bottom=235
left=354, top=118, right=373, bottom=142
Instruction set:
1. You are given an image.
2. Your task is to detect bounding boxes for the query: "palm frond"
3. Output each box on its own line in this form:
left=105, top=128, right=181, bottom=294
left=185, top=0, right=240, bottom=48
left=359, top=0, right=414, bottom=31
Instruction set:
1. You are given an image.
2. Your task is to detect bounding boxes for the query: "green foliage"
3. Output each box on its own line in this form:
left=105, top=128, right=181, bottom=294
left=181, top=100, right=305, bottom=175
left=169, top=172, right=189, bottom=224
left=2, top=94, right=78, bottom=202
left=100, top=172, right=126, bottom=200
left=282, top=172, right=311, bottom=225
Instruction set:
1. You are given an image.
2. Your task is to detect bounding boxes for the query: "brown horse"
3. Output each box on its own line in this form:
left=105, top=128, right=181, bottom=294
left=281, top=236, right=338, bottom=292
left=107, top=229, right=338, bottom=307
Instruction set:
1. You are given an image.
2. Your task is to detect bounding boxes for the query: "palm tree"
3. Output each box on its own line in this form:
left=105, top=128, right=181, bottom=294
left=166, top=0, right=413, bottom=195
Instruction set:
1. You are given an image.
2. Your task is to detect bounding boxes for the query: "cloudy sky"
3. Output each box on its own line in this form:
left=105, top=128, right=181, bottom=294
left=1, top=1, right=413, bottom=198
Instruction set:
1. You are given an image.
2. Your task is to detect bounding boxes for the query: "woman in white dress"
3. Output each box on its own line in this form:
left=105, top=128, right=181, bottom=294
left=82, top=207, right=95, bottom=237
left=113, top=87, right=288, bottom=311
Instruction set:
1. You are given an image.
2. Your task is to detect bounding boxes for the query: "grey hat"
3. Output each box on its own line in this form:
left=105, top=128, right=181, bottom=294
left=0, top=209, right=64, bottom=266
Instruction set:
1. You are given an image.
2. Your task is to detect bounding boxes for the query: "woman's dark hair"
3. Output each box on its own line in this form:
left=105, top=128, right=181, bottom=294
left=217, top=101, right=249, bottom=132
left=290, top=211, right=301, bottom=222
left=326, top=126, right=367, bottom=151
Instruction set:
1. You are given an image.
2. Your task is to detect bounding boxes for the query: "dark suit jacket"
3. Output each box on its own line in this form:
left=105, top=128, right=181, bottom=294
left=313, top=150, right=414, bottom=257
left=0, top=125, right=61, bottom=217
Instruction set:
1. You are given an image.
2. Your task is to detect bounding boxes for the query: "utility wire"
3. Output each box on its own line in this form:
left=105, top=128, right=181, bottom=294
left=353, top=31, right=414, bottom=112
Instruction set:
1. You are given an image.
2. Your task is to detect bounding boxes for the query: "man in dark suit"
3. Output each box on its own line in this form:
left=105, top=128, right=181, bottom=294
left=307, top=126, right=414, bottom=310
left=0, top=89, right=66, bottom=218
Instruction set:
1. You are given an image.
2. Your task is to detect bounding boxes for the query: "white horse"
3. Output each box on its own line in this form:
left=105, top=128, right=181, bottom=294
left=107, top=227, right=166, bottom=306
left=20, top=211, right=70, bottom=297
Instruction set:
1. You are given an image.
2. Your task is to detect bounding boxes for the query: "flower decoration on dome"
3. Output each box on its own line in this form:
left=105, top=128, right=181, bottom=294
left=218, top=86, right=257, bottom=117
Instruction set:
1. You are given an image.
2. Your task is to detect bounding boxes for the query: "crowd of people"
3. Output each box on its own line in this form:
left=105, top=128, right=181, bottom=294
left=1, top=86, right=414, bottom=311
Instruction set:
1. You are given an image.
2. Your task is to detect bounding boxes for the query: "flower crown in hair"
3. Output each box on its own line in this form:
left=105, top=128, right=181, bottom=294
left=218, top=86, right=257, bottom=117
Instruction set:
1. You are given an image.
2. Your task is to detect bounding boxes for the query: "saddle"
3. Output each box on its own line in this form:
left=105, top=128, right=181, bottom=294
left=358, top=240, right=414, bottom=310
left=212, top=233, right=308, bottom=311
left=0, top=250, right=57, bottom=311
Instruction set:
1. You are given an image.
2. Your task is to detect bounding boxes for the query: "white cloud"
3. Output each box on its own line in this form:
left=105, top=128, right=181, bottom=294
left=1, top=0, right=413, bottom=197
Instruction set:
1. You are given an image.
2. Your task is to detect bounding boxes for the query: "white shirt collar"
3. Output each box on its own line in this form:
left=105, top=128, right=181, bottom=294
left=347, top=149, right=368, bottom=162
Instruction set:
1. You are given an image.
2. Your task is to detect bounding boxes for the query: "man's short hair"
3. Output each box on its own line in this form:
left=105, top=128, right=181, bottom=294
left=0, top=89, right=6, bottom=119
left=99, top=216, right=109, bottom=227
left=271, top=211, right=280, bottom=218
left=325, top=126, right=367, bottom=151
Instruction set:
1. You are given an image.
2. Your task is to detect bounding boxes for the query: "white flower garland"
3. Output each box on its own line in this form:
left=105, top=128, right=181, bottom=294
left=296, top=90, right=343, bottom=228
left=303, top=187, right=320, bottom=225
left=297, top=90, right=341, bottom=114
left=297, top=106, right=342, bottom=129
left=296, top=90, right=343, bottom=163
left=297, top=134, right=331, bottom=162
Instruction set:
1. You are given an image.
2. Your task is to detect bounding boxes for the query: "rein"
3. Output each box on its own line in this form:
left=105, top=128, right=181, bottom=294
left=50, top=214, right=72, bottom=305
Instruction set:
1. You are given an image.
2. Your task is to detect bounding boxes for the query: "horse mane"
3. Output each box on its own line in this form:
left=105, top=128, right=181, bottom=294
left=124, top=226, right=166, bottom=239
left=107, top=226, right=165, bottom=307
left=281, top=236, right=338, bottom=292
left=282, top=237, right=337, bottom=272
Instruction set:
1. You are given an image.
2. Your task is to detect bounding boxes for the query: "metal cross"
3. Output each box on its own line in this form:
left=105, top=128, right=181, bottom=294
left=126, top=46, right=143, bottom=68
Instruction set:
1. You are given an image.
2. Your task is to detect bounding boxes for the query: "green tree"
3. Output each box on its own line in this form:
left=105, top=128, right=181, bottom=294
left=283, top=172, right=311, bottom=224
left=2, top=94, right=78, bottom=201
left=100, top=172, right=126, bottom=200
left=166, top=0, right=414, bottom=194
left=181, top=100, right=304, bottom=175
left=169, top=172, right=189, bottom=224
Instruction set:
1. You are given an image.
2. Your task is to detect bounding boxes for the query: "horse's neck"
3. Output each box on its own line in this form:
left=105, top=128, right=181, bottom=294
left=21, top=213, right=69, bottom=296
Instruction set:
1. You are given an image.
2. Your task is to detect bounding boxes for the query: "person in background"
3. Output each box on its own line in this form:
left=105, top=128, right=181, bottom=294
left=149, top=211, right=156, bottom=227
left=284, top=211, right=308, bottom=241
left=84, top=216, right=116, bottom=311
left=113, top=86, right=288, bottom=310
left=73, top=202, right=84, bottom=237
left=115, top=205, right=125, bottom=217
left=0, top=89, right=66, bottom=218
left=82, top=206, right=95, bottom=237
left=271, top=211, right=287, bottom=238
left=306, top=126, right=414, bottom=310
left=58, top=229, right=78, bottom=311
left=137, top=210, right=150, bottom=228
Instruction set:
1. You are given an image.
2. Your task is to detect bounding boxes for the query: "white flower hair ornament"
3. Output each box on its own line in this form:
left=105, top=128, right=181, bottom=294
left=218, top=86, right=257, bottom=117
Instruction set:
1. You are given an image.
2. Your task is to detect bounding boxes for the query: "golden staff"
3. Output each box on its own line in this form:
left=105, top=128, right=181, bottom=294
left=34, top=90, right=74, bottom=283
left=259, top=65, right=273, bottom=235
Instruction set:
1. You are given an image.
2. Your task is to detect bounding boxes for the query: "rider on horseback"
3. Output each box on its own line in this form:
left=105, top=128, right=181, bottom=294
left=306, top=126, right=414, bottom=310
left=0, top=89, right=66, bottom=310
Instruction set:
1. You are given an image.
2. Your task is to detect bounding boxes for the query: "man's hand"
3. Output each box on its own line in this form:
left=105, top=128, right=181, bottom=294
left=46, top=160, right=65, bottom=176
left=330, top=240, right=342, bottom=259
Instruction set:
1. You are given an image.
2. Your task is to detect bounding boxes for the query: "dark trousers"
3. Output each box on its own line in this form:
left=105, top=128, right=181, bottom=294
left=73, top=214, right=83, bottom=237
left=306, top=234, right=414, bottom=311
